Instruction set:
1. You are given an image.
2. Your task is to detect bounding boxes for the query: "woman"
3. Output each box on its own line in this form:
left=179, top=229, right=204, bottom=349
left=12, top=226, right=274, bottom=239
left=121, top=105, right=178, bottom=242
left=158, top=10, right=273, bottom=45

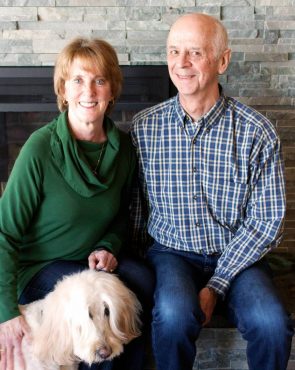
left=0, top=38, right=154, bottom=370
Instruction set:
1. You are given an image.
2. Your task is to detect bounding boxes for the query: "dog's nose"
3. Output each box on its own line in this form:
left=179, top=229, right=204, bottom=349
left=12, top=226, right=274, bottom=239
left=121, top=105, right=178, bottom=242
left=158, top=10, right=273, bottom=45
left=97, top=346, right=112, bottom=360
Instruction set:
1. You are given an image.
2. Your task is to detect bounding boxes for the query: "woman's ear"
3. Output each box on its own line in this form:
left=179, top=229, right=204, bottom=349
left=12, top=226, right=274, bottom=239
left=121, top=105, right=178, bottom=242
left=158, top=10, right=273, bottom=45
left=218, top=48, right=231, bottom=75
left=59, top=82, right=66, bottom=100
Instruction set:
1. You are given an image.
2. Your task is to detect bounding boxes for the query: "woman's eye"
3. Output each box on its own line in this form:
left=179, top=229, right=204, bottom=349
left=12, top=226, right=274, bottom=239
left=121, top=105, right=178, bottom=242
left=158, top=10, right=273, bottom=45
left=96, top=79, right=105, bottom=85
left=73, top=78, right=81, bottom=84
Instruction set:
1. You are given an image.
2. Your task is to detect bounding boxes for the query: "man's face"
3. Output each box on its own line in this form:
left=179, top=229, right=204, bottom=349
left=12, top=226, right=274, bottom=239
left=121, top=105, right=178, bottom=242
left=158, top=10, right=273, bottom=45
left=167, top=17, right=224, bottom=102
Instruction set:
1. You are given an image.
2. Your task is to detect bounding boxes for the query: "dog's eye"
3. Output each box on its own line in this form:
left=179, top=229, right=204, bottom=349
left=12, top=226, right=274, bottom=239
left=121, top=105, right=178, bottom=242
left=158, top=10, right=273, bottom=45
left=104, top=305, right=110, bottom=317
left=89, top=310, right=93, bottom=320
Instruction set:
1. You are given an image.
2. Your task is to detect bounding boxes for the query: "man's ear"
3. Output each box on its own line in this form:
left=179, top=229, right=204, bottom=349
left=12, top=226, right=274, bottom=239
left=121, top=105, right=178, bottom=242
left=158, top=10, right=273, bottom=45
left=218, top=48, right=231, bottom=75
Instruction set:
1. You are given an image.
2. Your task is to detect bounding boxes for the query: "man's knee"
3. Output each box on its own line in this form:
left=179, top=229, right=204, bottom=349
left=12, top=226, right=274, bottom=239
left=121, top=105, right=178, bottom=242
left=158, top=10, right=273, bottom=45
left=152, top=297, right=202, bottom=337
left=242, top=303, right=292, bottom=341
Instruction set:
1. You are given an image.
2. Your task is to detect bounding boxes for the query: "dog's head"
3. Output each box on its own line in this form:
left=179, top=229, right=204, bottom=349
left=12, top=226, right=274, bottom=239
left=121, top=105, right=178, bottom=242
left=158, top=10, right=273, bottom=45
left=31, top=269, right=142, bottom=366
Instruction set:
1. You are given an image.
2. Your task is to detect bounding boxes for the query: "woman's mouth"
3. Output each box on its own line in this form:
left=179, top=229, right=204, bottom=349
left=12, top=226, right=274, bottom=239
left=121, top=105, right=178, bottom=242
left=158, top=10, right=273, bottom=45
left=79, top=102, right=98, bottom=108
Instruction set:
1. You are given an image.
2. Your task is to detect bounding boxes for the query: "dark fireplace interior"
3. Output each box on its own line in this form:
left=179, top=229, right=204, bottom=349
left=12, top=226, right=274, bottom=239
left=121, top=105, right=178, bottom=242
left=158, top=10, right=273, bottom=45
left=0, top=66, right=176, bottom=181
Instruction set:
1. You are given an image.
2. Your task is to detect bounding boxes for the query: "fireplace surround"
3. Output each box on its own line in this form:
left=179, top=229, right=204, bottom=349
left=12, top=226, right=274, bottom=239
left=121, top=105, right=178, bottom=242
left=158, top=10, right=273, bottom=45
left=0, top=65, right=176, bottom=181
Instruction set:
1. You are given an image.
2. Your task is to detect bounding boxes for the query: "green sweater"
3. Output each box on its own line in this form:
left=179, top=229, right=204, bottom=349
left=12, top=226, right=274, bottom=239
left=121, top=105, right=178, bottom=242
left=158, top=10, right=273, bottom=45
left=0, top=112, right=135, bottom=323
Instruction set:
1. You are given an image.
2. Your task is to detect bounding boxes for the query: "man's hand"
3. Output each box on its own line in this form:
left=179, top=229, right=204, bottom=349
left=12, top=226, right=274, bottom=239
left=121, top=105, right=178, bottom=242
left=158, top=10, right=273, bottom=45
left=198, top=287, right=218, bottom=326
left=88, top=250, right=118, bottom=272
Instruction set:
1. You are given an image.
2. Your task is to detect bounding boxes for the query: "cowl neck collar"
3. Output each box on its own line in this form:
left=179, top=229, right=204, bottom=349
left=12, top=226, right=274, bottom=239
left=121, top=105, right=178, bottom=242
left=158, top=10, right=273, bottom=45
left=51, top=111, right=120, bottom=197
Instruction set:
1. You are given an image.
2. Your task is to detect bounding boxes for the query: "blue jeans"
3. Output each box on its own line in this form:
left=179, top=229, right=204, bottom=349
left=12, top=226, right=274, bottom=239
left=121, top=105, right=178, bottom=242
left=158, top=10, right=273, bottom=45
left=19, top=254, right=155, bottom=370
left=147, top=242, right=294, bottom=370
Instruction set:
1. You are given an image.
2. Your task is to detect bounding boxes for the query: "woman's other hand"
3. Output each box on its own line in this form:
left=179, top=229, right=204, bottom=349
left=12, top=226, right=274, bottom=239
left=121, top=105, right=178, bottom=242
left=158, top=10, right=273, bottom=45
left=0, top=315, right=30, bottom=370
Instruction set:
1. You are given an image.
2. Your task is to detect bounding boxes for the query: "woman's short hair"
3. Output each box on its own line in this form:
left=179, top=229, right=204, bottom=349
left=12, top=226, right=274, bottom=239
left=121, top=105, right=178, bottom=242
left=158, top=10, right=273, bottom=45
left=54, top=37, right=123, bottom=114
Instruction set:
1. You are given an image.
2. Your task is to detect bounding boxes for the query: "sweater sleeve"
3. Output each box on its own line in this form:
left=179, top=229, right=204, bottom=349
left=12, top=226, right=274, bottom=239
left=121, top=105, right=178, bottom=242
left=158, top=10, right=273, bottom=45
left=0, top=133, right=45, bottom=323
left=128, top=124, right=153, bottom=255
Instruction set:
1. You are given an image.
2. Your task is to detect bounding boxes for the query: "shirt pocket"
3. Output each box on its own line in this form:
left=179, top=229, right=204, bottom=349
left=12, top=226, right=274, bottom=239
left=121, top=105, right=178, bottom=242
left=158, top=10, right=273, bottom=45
left=203, top=179, right=249, bottom=232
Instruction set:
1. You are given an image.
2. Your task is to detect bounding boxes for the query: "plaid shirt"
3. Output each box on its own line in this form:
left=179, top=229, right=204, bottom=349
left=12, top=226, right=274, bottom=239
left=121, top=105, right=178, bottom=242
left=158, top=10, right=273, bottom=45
left=130, top=91, right=286, bottom=296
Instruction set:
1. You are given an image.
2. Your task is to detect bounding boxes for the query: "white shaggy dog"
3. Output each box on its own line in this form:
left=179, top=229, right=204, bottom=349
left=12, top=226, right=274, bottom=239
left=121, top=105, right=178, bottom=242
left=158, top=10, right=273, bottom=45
left=16, top=269, right=142, bottom=370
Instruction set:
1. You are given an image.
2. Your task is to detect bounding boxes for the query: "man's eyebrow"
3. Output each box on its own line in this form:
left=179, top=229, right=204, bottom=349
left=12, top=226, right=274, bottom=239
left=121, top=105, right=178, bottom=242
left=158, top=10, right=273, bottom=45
left=167, top=45, right=202, bottom=51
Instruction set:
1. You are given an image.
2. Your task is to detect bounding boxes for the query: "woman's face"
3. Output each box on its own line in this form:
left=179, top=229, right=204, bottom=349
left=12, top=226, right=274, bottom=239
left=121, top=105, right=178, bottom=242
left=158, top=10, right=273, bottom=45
left=63, top=58, right=113, bottom=127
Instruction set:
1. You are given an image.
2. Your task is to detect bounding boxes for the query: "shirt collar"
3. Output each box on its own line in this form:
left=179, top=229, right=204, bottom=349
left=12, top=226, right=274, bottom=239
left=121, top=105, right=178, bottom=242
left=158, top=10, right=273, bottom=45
left=173, top=85, right=226, bottom=130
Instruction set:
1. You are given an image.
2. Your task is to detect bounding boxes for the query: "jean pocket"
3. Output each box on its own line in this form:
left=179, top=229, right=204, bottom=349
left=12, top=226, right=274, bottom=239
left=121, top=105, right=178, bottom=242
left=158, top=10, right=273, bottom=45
left=147, top=241, right=171, bottom=256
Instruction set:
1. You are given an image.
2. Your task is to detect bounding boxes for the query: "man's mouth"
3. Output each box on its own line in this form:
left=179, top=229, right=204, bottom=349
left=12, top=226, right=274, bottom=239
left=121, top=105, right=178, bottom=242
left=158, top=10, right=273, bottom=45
left=176, top=74, right=194, bottom=80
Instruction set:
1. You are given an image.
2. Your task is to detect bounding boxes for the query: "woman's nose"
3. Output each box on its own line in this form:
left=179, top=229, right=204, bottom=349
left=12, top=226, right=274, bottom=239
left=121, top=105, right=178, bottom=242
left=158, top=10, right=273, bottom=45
left=84, top=81, right=96, bottom=95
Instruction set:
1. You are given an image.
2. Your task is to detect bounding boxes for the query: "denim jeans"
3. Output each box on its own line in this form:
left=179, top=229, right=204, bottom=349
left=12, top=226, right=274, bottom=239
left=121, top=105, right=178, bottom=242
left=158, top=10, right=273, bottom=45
left=19, top=255, right=155, bottom=370
left=147, top=241, right=294, bottom=370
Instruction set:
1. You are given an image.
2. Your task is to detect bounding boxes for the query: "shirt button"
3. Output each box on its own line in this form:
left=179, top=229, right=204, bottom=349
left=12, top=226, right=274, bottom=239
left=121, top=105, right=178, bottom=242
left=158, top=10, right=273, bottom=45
left=195, top=222, right=201, bottom=227
left=193, top=195, right=198, bottom=200
left=192, top=166, right=197, bottom=173
left=192, top=139, right=197, bottom=145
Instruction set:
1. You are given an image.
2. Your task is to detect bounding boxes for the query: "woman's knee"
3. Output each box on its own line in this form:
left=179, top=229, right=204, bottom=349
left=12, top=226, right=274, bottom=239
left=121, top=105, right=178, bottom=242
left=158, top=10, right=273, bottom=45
left=117, top=255, right=155, bottom=308
left=19, top=260, right=87, bottom=304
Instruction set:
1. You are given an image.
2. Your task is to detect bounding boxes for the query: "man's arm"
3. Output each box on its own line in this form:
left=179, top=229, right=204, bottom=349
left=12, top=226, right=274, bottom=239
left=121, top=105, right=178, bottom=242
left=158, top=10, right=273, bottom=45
left=207, top=137, right=285, bottom=298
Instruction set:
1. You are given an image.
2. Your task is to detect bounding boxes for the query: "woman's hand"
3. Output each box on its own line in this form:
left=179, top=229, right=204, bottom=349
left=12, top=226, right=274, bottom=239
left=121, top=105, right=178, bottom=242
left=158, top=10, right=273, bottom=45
left=88, top=250, right=118, bottom=273
left=0, top=315, right=30, bottom=370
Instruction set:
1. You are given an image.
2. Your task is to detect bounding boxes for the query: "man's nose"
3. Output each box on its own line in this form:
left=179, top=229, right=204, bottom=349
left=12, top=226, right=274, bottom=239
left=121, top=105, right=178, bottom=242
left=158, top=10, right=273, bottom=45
left=177, top=52, right=192, bottom=67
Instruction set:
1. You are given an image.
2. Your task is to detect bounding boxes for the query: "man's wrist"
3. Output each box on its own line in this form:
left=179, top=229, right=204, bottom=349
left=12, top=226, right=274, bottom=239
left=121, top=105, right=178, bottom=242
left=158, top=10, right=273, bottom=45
left=207, top=286, right=218, bottom=297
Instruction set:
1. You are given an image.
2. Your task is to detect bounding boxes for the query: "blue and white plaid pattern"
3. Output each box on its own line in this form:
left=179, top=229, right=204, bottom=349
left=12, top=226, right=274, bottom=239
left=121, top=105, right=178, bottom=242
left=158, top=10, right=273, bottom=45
left=130, top=92, right=286, bottom=296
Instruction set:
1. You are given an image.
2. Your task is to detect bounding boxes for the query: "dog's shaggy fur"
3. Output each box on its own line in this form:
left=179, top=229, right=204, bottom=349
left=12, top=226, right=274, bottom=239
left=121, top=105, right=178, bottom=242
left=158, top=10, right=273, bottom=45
left=16, top=269, right=142, bottom=370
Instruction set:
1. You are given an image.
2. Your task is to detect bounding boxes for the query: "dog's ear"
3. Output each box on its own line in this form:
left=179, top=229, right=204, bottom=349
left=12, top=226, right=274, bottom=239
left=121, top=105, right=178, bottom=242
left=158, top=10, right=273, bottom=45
left=101, top=281, right=142, bottom=343
left=115, top=289, right=142, bottom=342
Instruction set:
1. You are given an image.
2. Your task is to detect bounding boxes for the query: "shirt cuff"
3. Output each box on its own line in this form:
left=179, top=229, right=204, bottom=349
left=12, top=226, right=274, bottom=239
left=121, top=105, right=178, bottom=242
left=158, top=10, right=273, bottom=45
left=207, top=276, right=231, bottom=299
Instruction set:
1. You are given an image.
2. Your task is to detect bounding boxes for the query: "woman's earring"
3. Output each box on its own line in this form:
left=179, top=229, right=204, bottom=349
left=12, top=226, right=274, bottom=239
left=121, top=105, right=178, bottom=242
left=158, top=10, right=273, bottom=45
left=109, top=98, right=115, bottom=106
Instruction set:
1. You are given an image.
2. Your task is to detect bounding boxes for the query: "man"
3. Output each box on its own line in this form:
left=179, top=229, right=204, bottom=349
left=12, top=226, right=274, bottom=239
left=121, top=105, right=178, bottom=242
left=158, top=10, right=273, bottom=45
left=130, top=13, right=294, bottom=370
